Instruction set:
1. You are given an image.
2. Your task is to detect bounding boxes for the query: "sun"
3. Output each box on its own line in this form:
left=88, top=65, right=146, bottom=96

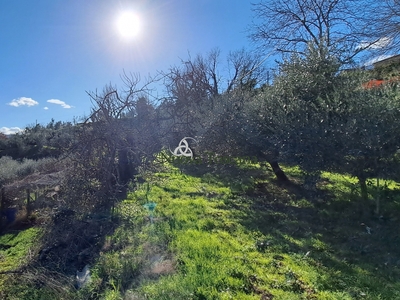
left=116, top=11, right=141, bottom=40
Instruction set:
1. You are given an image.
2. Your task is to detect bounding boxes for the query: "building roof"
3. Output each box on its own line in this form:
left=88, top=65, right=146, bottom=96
left=373, top=54, right=400, bottom=68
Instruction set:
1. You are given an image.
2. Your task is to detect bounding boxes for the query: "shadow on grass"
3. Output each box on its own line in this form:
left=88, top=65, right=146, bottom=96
left=0, top=193, right=129, bottom=299
left=180, top=162, right=400, bottom=297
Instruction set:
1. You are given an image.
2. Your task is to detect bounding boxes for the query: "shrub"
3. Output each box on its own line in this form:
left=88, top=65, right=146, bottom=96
left=0, top=156, right=57, bottom=187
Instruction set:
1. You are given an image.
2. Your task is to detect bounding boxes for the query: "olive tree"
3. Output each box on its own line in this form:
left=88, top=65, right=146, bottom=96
left=252, top=44, right=400, bottom=212
left=333, top=83, right=400, bottom=213
left=256, top=44, right=345, bottom=182
left=190, top=75, right=290, bottom=181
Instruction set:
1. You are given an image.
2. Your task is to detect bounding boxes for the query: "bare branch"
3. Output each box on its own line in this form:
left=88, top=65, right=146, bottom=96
left=250, top=0, right=369, bottom=63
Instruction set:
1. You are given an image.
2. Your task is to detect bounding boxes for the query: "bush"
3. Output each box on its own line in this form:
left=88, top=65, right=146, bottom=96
left=0, top=156, right=57, bottom=187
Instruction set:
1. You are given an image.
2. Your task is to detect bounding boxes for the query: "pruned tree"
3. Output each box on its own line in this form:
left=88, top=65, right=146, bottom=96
left=198, top=87, right=289, bottom=181
left=65, top=73, right=161, bottom=211
left=250, top=0, right=372, bottom=63
left=240, top=43, right=352, bottom=187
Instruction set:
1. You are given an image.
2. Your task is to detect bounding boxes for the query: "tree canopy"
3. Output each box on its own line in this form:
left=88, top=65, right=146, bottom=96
left=250, top=0, right=379, bottom=63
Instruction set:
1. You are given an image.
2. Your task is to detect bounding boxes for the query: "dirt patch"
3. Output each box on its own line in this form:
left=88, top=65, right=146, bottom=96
left=146, top=254, right=175, bottom=278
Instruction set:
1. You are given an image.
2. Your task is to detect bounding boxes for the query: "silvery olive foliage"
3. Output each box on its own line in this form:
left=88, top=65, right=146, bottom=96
left=247, top=43, right=400, bottom=192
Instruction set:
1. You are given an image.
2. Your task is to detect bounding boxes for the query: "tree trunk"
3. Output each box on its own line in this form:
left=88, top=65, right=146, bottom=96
left=26, top=189, right=31, bottom=217
left=118, top=148, right=130, bottom=184
left=268, top=161, right=289, bottom=182
left=1, top=187, right=5, bottom=215
left=358, top=175, right=368, bottom=201
left=356, top=174, right=370, bottom=218
left=375, top=177, right=380, bottom=216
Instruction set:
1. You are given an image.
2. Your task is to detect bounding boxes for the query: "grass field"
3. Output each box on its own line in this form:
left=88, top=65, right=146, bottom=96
left=1, top=159, right=400, bottom=299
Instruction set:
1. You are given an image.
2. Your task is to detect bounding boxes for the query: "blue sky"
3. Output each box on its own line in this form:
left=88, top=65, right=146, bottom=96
left=0, top=0, right=254, bottom=134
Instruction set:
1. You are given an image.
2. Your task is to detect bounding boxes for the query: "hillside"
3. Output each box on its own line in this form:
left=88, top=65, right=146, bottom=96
left=1, top=159, right=400, bottom=299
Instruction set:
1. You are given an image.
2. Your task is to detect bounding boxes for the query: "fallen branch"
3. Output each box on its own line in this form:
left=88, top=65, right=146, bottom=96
left=0, top=267, right=26, bottom=275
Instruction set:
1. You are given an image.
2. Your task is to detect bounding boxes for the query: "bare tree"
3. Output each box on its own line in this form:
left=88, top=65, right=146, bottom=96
left=363, top=1, right=400, bottom=56
left=163, top=49, right=221, bottom=105
left=65, top=73, right=161, bottom=211
left=250, top=0, right=371, bottom=63
left=87, top=73, right=161, bottom=184
left=159, top=49, right=223, bottom=144
left=226, top=49, right=268, bottom=92
left=159, top=48, right=270, bottom=141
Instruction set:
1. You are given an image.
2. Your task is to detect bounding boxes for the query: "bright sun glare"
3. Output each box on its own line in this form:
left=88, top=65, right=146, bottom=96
left=116, top=11, right=140, bottom=40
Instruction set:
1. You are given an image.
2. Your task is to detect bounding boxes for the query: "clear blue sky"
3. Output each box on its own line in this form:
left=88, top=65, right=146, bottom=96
left=0, top=0, right=255, bottom=134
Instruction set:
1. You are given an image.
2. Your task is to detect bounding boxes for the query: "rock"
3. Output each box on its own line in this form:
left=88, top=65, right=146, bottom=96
left=76, top=264, right=91, bottom=289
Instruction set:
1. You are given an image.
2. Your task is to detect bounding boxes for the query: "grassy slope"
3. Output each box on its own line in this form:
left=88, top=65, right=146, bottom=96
left=2, top=160, right=400, bottom=299
left=92, top=161, right=400, bottom=299
left=0, top=227, right=43, bottom=297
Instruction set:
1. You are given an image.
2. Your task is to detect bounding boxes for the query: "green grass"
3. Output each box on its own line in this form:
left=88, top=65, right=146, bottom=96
left=96, top=162, right=400, bottom=299
left=0, top=227, right=42, bottom=270
left=2, top=159, right=400, bottom=299
left=0, top=227, right=43, bottom=294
